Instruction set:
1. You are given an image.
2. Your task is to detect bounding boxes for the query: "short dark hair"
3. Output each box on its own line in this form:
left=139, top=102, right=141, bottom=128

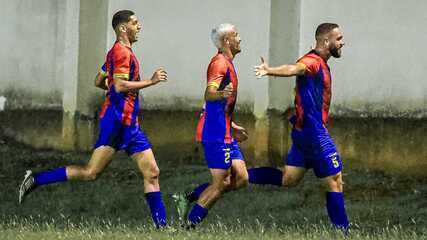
left=112, top=10, right=135, bottom=30
left=315, top=23, right=339, bottom=39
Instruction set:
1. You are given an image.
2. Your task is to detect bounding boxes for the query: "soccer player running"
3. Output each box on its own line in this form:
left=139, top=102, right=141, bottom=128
left=250, top=23, right=349, bottom=231
left=174, top=23, right=249, bottom=227
left=18, top=10, right=168, bottom=228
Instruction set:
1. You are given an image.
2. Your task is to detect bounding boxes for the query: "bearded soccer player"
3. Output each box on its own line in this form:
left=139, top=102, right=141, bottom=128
left=18, top=10, right=168, bottom=228
left=173, top=23, right=249, bottom=227
left=250, top=23, right=349, bottom=231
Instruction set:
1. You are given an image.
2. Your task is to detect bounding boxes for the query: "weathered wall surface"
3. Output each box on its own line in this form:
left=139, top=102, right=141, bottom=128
left=0, top=0, right=63, bottom=109
left=107, top=0, right=271, bottom=112
left=299, top=0, right=427, bottom=118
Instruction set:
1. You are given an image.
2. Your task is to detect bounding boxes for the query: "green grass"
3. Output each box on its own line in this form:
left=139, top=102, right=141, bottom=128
left=1, top=138, right=427, bottom=239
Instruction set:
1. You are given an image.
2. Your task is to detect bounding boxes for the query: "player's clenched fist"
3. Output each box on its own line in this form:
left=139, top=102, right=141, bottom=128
left=151, top=67, right=168, bottom=84
left=221, top=82, right=235, bottom=98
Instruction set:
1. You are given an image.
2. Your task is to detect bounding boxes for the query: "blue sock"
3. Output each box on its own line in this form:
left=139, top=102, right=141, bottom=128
left=188, top=203, right=208, bottom=226
left=248, top=167, right=283, bottom=186
left=34, top=167, right=68, bottom=185
left=326, top=192, right=349, bottom=231
left=187, top=183, right=209, bottom=202
left=145, top=191, right=167, bottom=228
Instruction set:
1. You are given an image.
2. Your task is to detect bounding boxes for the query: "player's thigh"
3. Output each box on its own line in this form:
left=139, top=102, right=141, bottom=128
left=125, top=127, right=153, bottom=157
left=310, top=129, right=343, bottom=179
left=283, top=165, right=306, bottom=187
left=131, top=148, right=160, bottom=177
left=86, top=146, right=116, bottom=173
left=203, top=142, right=233, bottom=169
left=321, top=171, right=343, bottom=192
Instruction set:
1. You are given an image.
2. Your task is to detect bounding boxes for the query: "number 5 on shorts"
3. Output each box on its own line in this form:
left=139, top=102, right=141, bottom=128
left=330, top=153, right=339, bottom=168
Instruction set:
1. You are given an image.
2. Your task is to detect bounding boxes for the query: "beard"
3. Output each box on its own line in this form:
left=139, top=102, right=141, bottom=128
left=330, top=46, right=341, bottom=58
left=130, top=35, right=138, bottom=43
left=232, top=45, right=241, bottom=55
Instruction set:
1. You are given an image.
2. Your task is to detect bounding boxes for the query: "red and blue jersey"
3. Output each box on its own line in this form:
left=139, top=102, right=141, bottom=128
left=196, top=53, right=238, bottom=143
left=99, top=41, right=141, bottom=126
left=293, top=50, right=332, bottom=130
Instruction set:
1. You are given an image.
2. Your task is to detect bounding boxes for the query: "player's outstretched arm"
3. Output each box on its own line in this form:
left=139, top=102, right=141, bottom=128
left=204, top=82, right=234, bottom=101
left=254, top=57, right=306, bottom=78
left=114, top=67, right=167, bottom=93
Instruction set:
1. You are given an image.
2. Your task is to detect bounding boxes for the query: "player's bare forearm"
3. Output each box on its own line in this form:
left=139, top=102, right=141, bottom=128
left=255, top=57, right=305, bottom=78
left=114, top=78, right=158, bottom=93
left=204, top=89, right=227, bottom=101
left=267, top=64, right=305, bottom=77
left=115, top=67, right=167, bottom=93
left=204, top=85, right=233, bottom=101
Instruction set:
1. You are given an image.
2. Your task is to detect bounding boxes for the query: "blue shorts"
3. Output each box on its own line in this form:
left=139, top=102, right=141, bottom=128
left=94, top=114, right=152, bottom=156
left=286, top=127, right=342, bottom=178
left=202, top=141, right=244, bottom=169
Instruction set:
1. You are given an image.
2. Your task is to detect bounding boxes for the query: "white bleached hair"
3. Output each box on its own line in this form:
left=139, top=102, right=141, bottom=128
left=211, top=23, right=235, bottom=49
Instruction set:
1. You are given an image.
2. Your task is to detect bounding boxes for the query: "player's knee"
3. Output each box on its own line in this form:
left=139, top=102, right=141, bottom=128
left=84, top=168, right=99, bottom=181
left=151, top=166, right=160, bottom=179
left=324, top=173, right=343, bottom=192
left=283, top=174, right=300, bottom=188
left=221, top=177, right=232, bottom=190
left=144, top=166, right=160, bottom=182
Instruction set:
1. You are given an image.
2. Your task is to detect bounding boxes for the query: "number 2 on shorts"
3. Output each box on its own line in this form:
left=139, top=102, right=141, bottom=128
left=223, top=148, right=231, bottom=164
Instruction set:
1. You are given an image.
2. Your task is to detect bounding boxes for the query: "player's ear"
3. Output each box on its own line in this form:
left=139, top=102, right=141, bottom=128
left=119, top=24, right=127, bottom=33
left=223, top=36, right=229, bottom=45
left=324, top=38, right=330, bottom=46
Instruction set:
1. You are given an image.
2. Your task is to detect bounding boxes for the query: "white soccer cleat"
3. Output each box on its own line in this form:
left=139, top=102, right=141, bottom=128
left=18, top=170, right=36, bottom=204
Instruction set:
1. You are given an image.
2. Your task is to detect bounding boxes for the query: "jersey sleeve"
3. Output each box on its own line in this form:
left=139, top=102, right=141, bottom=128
left=297, top=56, right=320, bottom=76
left=99, top=62, right=108, bottom=78
left=207, top=58, right=228, bottom=89
left=112, top=47, right=131, bottom=79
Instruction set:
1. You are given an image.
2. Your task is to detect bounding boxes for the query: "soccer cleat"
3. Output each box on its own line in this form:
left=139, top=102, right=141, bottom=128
left=171, top=192, right=191, bottom=223
left=18, top=170, right=37, bottom=204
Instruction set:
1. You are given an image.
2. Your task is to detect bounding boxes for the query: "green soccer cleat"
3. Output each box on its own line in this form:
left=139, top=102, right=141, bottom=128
left=172, top=192, right=191, bottom=223
left=18, top=170, right=37, bottom=204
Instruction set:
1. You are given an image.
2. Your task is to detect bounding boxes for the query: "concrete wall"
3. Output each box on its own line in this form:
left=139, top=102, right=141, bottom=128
left=3, top=0, right=425, bottom=116
left=0, top=0, right=63, bottom=109
left=107, top=0, right=271, bottom=112
left=299, top=0, right=427, bottom=118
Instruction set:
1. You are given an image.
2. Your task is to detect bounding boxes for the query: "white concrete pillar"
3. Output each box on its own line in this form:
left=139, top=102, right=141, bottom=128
left=253, top=0, right=301, bottom=166
left=60, top=0, right=109, bottom=151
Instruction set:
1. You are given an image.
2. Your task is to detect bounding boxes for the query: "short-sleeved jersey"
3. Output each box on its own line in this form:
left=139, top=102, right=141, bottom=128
left=196, top=53, right=238, bottom=143
left=293, top=50, right=332, bottom=130
left=99, top=41, right=141, bottom=126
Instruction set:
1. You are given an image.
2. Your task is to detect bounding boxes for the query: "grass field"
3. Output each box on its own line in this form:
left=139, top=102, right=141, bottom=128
left=1, top=138, right=427, bottom=239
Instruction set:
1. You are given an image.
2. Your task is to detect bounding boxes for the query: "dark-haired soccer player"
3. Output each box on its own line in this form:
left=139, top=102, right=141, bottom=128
left=250, top=23, right=349, bottom=231
left=19, top=10, right=168, bottom=228
left=174, top=23, right=249, bottom=227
